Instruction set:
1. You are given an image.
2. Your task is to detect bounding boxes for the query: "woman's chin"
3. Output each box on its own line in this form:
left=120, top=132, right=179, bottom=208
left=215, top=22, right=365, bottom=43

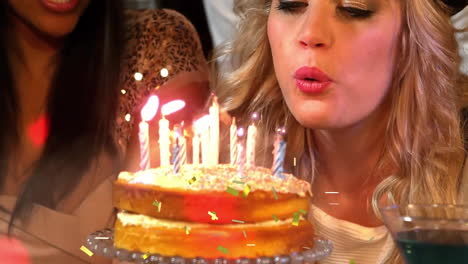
left=36, top=19, right=79, bottom=38
left=294, top=115, right=336, bottom=130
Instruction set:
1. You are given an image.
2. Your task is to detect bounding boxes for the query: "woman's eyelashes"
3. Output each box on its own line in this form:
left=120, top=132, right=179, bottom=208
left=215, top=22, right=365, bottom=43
left=338, top=0, right=374, bottom=18
left=337, top=6, right=374, bottom=18
left=275, top=0, right=374, bottom=18
left=275, top=1, right=308, bottom=14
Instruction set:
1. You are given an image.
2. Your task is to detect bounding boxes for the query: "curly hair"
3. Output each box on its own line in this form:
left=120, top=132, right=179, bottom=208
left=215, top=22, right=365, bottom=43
left=213, top=0, right=467, bottom=263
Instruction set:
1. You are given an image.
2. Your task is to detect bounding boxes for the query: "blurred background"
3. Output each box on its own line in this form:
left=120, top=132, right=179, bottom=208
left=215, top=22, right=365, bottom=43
left=124, top=0, right=213, bottom=58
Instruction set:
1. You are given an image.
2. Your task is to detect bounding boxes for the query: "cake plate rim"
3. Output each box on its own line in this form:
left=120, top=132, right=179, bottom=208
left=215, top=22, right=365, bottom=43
left=85, top=228, right=333, bottom=264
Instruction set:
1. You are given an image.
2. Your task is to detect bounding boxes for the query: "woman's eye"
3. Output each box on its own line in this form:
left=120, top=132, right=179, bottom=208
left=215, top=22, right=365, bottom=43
left=338, top=6, right=373, bottom=18
left=276, top=1, right=308, bottom=14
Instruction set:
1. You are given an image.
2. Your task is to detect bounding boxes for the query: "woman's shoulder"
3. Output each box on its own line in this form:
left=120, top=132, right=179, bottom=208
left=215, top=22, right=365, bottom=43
left=123, top=9, right=202, bottom=57
left=115, top=9, right=207, bottom=151
left=124, top=9, right=197, bottom=32
left=121, top=8, right=204, bottom=79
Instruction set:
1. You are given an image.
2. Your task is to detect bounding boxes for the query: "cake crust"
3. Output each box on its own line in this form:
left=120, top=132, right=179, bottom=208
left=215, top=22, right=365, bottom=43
left=114, top=180, right=309, bottom=224
left=114, top=165, right=311, bottom=224
left=114, top=212, right=315, bottom=259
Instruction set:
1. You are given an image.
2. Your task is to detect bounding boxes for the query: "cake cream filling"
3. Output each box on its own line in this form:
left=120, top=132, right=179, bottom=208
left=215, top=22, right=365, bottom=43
left=119, top=164, right=312, bottom=197
left=117, top=211, right=305, bottom=229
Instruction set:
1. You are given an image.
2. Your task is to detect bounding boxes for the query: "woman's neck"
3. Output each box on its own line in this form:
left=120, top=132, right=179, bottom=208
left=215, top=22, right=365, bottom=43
left=312, top=107, right=392, bottom=193
left=7, top=12, right=62, bottom=79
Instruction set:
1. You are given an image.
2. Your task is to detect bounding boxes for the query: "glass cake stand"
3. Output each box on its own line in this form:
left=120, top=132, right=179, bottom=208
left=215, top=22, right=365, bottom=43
left=85, top=229, right=333, bottom=264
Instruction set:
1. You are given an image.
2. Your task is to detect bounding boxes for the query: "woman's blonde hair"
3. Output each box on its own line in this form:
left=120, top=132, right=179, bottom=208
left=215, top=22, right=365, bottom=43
left=213, top=0, right=467, bottom=263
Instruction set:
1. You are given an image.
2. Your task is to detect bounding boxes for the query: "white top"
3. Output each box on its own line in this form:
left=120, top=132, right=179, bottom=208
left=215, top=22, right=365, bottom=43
left=310, top=205, right=394, bottom=264
left=452, top=6, right=468, bottom=75
left=202, top=0, right=238, bottom=47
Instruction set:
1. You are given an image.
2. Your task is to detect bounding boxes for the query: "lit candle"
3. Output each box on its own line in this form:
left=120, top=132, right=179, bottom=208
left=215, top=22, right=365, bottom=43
left=246, top=112, right=258, bottom=167
left=158, top=116, right=171, bottom=166
left=237, top=127, right=246, bottom=178
left=272, top=127, right=287, bottom=179
left=192, top=127, right=200, bottom=165
left=172, top=127, right=182, bottom=174
left=160, top=100, right=186, bottom=167
left=201, top=118, right=211, bottom=165
left=230, top=117, right=238, bottom=165
left=139, top=96, right=159, bottom=170
left=195, top=115, right=211, bottom=166
left=209, top=96, right=220, bottom=165
left=177, top=125, right=187, bottom=165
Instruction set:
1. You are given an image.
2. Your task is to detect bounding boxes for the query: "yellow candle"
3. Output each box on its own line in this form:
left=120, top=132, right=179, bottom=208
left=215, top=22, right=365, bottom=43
left=246, top=123, right=257, bottom=167
left=192, top=128, right=200, bottom=165
left=159, top=117, right=170, bottom=166
left=194, top=115, right=211, bottom=166
left=209, top=97, right=219, bottom=165
left=230, top=118, right=237, bottom=165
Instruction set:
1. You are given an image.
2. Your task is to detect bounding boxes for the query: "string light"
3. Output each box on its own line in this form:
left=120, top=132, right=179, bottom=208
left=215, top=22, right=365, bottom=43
left=160, top=68, right=169, bottom=78
left=125, top=114, right=131, bottom=122
left=134, top=72, right=143, bottom=81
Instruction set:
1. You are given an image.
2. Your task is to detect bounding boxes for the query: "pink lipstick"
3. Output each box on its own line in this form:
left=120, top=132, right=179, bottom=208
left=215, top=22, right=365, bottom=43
left=294, top=67, right=332, bottom=94
left=40, top=0, right=79, bottom=13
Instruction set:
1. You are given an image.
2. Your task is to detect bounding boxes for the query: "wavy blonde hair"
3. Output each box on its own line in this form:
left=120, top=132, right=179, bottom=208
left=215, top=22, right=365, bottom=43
left=213, top=1, right=467, bottom=263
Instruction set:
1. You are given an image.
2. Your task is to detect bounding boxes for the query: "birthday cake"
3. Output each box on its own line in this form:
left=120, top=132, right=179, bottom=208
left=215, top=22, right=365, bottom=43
left=113, top=164, right=314, bottom=258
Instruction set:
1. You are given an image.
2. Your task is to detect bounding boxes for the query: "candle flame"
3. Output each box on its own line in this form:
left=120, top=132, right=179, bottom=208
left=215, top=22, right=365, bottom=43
left=141, top=95, right=160, bottom=121
left=276, top=127, right=286, bottom=135
left=173, top=124, right=183, bottom=138
left=161, top=100, right=186, bottom=116
left=251, top=112, right=259, bottom=120
left=194, top=115, right=211, bottom=130
left=237, top=127, right=245, bottom=137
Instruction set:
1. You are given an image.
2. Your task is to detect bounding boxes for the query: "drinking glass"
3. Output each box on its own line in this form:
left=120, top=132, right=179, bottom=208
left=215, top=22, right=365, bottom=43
left=380, top=204, right=468, bottom=264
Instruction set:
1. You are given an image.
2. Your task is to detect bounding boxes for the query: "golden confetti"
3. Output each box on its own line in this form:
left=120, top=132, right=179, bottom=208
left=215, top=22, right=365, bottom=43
left=143, top=254, right=149, bottom=259
left=232, top=219, right=245, bottom=223
left=208, top=211, right=218, bottom=221
left=80, top=246, right=93, bottom=257
left=153, top=200, right=162, bottom=212
left=121, top=89, right=127, bottom=95
left=185, top=226, right=191, bottom=235
left=242, top=230, right=247, bottom=238
left=293, top=157, right=297, bottom=167
left=188, top=177, right=197, bottom=184
left=243, top=184, right=251, bottom=197
left=246, top=244, right=256, bottom=247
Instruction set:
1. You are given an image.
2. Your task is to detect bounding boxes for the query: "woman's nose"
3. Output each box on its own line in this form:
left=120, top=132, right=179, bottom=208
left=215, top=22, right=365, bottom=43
left=297, top=5, right=333, bottom=49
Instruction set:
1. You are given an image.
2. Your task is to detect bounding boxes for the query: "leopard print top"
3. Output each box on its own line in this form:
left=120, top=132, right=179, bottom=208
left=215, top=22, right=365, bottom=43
left=116, top=9, right=207, bottom=152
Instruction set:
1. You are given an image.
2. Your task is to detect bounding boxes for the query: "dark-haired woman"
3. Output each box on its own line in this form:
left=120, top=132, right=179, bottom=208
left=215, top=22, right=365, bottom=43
left=0, top=0, right=209, bottom=263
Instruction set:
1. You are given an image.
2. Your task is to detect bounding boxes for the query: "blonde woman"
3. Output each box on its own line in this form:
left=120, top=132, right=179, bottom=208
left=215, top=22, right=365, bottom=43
left=214, top=0, right=467, bottom=263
